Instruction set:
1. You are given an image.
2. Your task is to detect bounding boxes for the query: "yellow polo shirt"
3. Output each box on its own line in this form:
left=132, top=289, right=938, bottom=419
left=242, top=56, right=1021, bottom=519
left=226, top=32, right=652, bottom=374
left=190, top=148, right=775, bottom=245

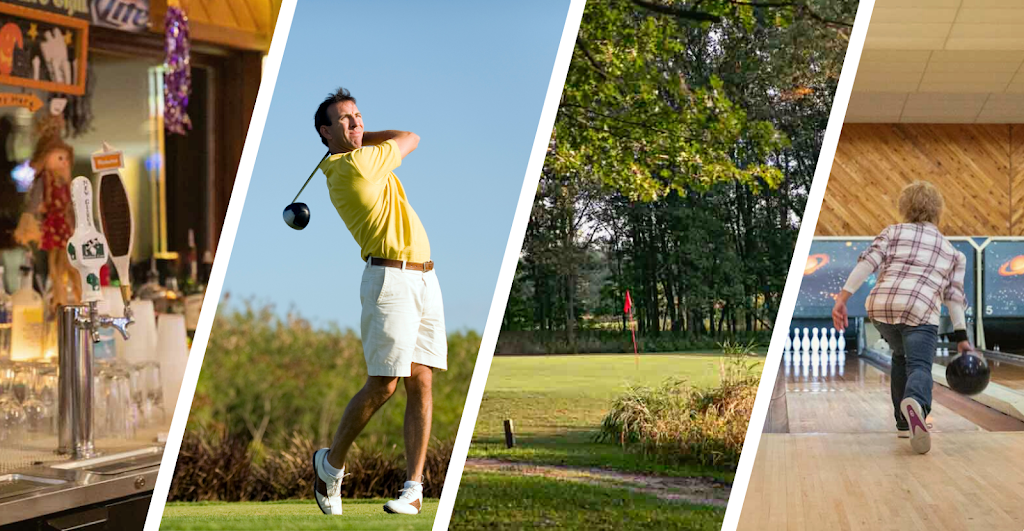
left=320, top=139, right=431, bottom=262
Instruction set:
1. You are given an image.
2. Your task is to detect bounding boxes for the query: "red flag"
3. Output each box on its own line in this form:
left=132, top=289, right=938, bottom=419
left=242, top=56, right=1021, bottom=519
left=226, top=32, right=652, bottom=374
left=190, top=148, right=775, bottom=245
left=624, top=290, right=633, bottom=314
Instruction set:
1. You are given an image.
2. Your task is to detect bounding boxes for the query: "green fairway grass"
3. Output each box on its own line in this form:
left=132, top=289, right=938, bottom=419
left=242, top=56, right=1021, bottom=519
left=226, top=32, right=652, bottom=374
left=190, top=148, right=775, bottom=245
left=468, top=353, right=761, bottom=481
left=449, top=472, right=725, bottom=531
left=160, top=499, right=438, bottom=530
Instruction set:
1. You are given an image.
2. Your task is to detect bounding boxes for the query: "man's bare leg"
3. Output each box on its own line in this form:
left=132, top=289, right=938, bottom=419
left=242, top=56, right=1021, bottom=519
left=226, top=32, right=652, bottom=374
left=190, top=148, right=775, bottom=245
left=403, top=363, right=433, bottom=481
left=326, top=376, right=399, bottom=469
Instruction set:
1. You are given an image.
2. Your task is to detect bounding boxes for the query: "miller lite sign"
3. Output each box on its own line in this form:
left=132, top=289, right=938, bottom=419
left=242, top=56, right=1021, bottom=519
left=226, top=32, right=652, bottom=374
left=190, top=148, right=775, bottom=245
left=91, top=0, right=149, bottom=32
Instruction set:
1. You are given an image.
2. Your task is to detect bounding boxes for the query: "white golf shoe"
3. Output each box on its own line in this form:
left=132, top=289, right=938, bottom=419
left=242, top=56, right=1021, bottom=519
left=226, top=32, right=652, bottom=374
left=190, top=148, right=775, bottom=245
left=383, top=481, right=423, bottom=515
left=313, top=448, right=344, bottom=515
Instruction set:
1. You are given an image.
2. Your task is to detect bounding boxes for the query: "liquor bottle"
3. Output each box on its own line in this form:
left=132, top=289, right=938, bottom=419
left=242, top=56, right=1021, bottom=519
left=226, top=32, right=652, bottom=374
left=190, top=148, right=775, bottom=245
left=0, top=266, right=12, bottom=360
left=183, top=231, right=203, bottom=334
left=181, top=229, right=198, bottom=295
left=11, top=265, right=43, bottom=361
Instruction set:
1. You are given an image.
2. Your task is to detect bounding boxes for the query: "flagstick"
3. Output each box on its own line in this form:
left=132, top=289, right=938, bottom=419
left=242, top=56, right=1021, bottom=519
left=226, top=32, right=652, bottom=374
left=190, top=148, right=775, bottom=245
left=624, top=289, right=638, bottom=368
left=631, top=319, right=638, bottom=369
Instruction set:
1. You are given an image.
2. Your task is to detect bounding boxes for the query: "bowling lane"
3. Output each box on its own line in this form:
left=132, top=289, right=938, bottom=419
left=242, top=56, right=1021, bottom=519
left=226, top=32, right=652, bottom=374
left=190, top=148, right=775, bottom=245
left=739, top=432, right=1024, bottom=531
left=782, top=351, right=980, bottom=433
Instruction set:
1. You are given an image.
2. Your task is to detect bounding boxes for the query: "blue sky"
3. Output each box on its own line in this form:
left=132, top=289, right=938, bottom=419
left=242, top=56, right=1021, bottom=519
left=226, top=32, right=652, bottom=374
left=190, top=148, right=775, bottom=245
left=221, top=0, right=569, bottom=332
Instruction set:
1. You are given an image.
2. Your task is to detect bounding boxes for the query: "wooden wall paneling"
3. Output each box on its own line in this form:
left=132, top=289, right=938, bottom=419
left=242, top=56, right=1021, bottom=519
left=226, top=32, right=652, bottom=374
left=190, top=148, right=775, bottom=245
left=819, top=124, right=1013, bottom=237
left=1012, top=125, right=1024, bottom=236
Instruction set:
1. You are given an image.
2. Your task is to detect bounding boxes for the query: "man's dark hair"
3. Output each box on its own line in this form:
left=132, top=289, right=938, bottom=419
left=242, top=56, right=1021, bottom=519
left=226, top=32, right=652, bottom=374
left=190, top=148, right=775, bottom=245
left=314, top=87, right=357, bottom=147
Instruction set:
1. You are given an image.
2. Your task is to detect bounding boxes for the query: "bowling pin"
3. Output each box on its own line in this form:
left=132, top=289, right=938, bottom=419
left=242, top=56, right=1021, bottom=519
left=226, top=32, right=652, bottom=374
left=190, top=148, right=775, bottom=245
left=785, top=334, right=792, bottom=352
left=837, top=330, right=846, bottom=352
left=829, top=328, right=837, bottom=351
left=803, top=328, right=810, bottom=352
left=792, top=328, right=801, bottom=351
left=811, top=327, right=820, bottom=352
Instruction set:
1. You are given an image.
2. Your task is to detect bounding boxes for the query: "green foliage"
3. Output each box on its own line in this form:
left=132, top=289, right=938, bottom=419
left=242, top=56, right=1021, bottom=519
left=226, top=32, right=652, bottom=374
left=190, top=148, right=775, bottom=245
left=496, top=329, right=770, bottom=354
left=187, top=302, right=479, bottom=451
left=556, top=0, right=793, bottom=200
left=503, top=0, right=858, bottom=342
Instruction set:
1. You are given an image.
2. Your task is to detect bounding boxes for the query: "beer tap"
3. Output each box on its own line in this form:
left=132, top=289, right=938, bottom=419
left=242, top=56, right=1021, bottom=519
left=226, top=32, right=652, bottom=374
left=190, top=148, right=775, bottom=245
left=58, top=173, right=134, bottom=459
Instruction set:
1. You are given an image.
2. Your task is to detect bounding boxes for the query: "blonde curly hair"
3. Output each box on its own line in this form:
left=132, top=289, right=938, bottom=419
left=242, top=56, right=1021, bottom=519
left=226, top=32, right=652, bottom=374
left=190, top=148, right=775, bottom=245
left=898, top=181, right=944, bottom=225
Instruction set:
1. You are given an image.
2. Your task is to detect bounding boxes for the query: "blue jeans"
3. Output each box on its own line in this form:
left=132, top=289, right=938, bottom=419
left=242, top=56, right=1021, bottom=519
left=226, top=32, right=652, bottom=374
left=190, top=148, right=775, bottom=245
left=874, top=323, right=938, bottom=428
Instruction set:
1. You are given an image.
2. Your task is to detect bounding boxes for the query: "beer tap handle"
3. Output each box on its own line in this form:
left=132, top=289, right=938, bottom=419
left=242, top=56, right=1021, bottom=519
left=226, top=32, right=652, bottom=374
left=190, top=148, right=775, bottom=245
left=67, top=177, right=108, bottom=304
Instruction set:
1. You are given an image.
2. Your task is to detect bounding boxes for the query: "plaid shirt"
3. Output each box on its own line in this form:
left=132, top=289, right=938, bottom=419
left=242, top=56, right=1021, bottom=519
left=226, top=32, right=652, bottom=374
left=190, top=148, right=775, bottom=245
left=860, top=223, right=966, bottom=327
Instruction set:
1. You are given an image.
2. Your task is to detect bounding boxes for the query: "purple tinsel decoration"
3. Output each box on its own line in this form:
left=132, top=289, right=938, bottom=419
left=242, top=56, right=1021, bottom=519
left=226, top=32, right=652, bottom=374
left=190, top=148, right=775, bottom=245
left=164, top=6, right=192, bottom=135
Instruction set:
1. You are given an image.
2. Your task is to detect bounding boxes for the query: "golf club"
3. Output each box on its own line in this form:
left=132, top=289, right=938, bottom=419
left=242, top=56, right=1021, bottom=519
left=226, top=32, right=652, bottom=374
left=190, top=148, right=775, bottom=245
left=283, top=151, right=330, bottom=230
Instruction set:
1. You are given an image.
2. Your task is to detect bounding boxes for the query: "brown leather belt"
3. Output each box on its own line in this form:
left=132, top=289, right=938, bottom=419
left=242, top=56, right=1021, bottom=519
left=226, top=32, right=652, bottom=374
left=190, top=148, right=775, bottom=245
left=369, top=257, right=434, bottom=272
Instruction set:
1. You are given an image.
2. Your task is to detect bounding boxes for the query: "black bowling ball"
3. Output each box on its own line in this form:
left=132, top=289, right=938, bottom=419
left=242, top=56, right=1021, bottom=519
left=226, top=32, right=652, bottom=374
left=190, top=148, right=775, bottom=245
left=945, top=352, right=990, bottom=396
left=283, top=202, right=310, bottom=230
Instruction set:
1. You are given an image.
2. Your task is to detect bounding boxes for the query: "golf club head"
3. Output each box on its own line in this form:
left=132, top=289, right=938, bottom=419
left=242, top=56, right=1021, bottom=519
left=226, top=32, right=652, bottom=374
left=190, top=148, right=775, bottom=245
left=283, top=202, right=311, bottom=230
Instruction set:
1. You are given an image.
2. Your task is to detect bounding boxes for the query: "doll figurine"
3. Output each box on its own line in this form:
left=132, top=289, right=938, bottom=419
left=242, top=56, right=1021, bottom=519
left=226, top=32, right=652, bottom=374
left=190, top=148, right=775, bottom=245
left=16, top=113, right=81, bottom=310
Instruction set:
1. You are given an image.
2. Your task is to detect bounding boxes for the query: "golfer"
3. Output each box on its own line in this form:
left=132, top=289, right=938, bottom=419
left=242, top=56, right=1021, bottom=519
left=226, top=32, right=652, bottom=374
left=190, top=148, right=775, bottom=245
left=832, top=181, right=973, bottom=455
left=310, top=88, right=446, bottom=515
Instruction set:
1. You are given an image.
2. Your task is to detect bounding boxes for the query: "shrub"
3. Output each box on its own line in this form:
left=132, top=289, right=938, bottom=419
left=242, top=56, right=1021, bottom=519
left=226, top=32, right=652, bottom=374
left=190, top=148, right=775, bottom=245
left=596, top=341, right=761, bottom=468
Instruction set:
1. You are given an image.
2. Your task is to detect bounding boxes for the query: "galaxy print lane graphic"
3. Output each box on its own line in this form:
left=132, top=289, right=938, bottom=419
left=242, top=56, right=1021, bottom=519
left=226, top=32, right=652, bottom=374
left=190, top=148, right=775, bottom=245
left=947, top=240, right=977, bottom=318
left=998, top=255, right=1024, bottom=277
left=795, top=241, right=875, bottom=318
left=985, top=242, right=1024, bottom=317
left=804, top=254, right=829, bottom=275
left=795, top=239, right=977, bottom=319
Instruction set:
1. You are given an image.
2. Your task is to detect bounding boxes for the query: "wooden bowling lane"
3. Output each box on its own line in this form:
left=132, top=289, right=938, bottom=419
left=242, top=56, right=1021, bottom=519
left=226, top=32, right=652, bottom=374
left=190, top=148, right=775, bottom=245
left=738, top=432, right=1024, bottom=531
left=785, top=355, right=981, bottom=434
left=741, top=353, right=1024, bottom=531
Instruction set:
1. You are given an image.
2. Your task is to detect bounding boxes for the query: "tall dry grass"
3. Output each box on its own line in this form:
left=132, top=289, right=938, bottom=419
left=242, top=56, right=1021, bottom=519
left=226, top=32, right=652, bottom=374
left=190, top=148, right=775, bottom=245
left=597, top=341, right=761, bottom=468
left=168, top=301, right=479, bottom=501
left=169, top=429, right=453, bottom=501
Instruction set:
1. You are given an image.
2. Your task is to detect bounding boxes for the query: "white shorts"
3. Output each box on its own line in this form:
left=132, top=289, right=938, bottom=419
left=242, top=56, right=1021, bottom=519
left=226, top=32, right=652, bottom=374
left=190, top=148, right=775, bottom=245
left=360, top=261, right=447, bottom=377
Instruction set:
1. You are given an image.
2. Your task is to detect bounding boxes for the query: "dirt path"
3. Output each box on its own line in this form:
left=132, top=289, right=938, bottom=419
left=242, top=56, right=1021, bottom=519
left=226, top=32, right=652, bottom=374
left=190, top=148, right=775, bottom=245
left=464, top=458, right=732, bottom=508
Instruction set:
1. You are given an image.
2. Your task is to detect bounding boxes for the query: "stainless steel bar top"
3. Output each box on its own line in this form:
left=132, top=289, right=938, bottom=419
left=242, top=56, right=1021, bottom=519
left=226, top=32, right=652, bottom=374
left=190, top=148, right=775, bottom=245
left=0, top=446, right=162, bottom=526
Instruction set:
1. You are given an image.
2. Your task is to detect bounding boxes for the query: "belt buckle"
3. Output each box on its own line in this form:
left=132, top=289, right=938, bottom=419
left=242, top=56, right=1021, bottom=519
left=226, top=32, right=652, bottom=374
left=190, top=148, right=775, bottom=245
left=424, top=261, right=434, bottom=272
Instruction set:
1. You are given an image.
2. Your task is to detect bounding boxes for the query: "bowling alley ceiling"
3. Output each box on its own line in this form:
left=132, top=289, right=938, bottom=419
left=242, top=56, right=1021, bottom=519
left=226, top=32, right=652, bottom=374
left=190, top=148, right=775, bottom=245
left=846, top=0, right=1024, bottom=123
